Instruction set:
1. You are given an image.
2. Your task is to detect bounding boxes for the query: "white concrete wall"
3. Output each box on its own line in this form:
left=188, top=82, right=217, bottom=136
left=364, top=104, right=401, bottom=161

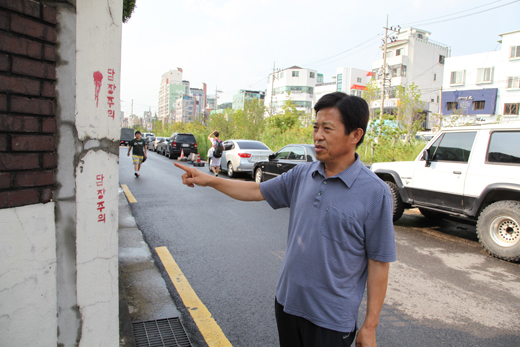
left=0, top=203, right=57, bottom=346
left=75, top=0, right=122, bottom=345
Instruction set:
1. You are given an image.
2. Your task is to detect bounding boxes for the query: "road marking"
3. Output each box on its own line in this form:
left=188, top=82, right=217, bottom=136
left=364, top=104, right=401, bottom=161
left=121, top=184, right=137, bottom=203
left=155, top=246, right=233, bottom=347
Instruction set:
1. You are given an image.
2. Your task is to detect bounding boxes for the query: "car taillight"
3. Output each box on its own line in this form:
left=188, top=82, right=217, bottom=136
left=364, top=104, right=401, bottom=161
left=238, top=153, right=252, bottom=158
left=172, top=141, right=177, bottom=147
left=194, top=142, right=198, bottom=148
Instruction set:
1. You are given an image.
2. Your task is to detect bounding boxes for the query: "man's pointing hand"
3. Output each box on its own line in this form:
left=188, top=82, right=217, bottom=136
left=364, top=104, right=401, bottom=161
left=174, top=162, right=213, bottom=188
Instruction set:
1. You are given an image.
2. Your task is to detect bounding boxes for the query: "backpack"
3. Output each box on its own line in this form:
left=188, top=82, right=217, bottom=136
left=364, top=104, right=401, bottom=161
left=213, top=140, right=223, bottom=158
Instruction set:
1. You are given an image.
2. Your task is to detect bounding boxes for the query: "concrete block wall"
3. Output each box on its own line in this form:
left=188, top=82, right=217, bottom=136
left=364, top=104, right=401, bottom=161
left=0, top=0, right=57, bottom=208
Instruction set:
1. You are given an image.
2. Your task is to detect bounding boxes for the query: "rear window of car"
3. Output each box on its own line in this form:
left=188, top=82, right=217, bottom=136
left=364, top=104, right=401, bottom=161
left=235, top=141, right=270, bottom=150
left=176, top=134, right=196, bottom=142
left=487, top=131, right=520, bottom=164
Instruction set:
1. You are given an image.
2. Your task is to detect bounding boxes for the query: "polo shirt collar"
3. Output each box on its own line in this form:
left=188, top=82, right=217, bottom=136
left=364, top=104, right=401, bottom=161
left=312, top=153, right=362, bottom=188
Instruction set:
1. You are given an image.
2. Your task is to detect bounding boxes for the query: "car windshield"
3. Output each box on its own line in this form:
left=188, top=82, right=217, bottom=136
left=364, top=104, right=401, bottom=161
left=176, top=135, right=195, bottom=142
left=235, top=141, right=269, bottom=150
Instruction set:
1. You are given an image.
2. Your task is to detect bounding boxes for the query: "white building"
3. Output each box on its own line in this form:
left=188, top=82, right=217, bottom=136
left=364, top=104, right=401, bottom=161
left=174, top=95, right=196, bottom=123
left=315, top=67, right=370, bottom=104
left=441, top=30, right=520, bottom=124
left=265, top=66, right=317, bottom=115
left=158, top=68, right=185, bottom=120
left=371, top=27, right=451, bottom=128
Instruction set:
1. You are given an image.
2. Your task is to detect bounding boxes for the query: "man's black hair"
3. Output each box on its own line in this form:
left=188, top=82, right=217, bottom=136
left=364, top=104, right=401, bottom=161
left=314, top=92, right=369, bottom=148
left=214, top=131, right=219, bottom=137
left=135, top=131, right=141, bottom=135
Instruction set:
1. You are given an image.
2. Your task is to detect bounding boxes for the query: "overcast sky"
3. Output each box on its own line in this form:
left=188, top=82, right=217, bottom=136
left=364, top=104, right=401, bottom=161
left=120, top=0, right=520, bottom=118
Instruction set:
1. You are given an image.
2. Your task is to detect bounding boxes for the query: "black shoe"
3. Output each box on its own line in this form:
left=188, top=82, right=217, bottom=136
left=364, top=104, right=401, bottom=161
left=135, top=172, right=138, bottom=177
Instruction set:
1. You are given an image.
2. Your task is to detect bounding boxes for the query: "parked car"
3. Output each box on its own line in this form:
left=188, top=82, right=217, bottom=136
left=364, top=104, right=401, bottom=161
left=151, top=137, right=164, bottom=152
left=146, top=136, right=156, bottom=151
left=370, top=123, right=520, bottom=262
left=157, top=138, right=170, bottom=155
left=165, top=133, right=198, bottom=159
left=252, top=144, right=316, bottom=183
left=120, top=127, right=134, bottom=146
left=218, top=140, right=273, bottom=178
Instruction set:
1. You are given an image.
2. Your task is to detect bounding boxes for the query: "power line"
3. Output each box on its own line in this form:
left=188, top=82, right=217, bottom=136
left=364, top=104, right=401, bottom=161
left=400, top=0, right=503, bottom=26
left=405, top=0, right=520, bottom=27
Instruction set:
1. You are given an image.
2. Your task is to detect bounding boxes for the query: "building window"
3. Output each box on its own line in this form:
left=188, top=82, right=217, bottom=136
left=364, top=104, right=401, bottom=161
left=506, top=76, right=520, bottom=89
left=357, top=77, right=362, bottom=83
left=446, top=102, right=458, bottom=111
left=510, top=46, right=520, bottom=59
left=292, top=71, right=299, bottom=77
left=385, top=50, right=393, bottom=58
left=437, top=95, right=440, bottom=103
left=433, top=74, right=436, bottom=81
left=439, top=55, right=445, bottom=64
left=390, top=64, right=407, bottom=77
left=472, top=101, right=485, bottom=110
left=477, top=67, right=493, bottom=83
left=280, top=72, right=284, bottom=78
left=450, top=70, right=465, bottom=85
left=396, top=48, right=402, bottom=56
left=337, top=73, right=343, bottom=81
left=310, top=72, right=315, bottom=78
left=504, top=103, right=519, bottom=115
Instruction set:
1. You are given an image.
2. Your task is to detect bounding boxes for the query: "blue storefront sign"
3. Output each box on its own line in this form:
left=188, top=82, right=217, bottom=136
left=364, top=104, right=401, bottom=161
left=441, top=88, right=498, bottom=115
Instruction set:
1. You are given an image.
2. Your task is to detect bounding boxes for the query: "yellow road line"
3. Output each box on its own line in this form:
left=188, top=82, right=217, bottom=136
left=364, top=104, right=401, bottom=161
left=155, top=246, right=232, bottom=347
left=121, top=184, right=137, bottom=203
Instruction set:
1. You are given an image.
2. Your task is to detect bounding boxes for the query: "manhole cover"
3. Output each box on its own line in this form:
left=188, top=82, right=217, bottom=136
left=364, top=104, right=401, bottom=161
left=132, top=317, right=192, bottom=347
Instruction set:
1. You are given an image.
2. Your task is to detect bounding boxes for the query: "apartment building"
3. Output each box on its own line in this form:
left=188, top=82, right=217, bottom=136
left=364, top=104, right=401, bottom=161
left=157, top=68, right=184, bottom=120
left=371, top=27, right=450, bottom=128
left=174, top=95, right=196, bottom=123
left=232, top=89, right=265, bottom=110
left=265, top=66, right=318, bottom=115
left=441, top=30, right=520, bottom=124
left=315, top=67, right=370, bottom=103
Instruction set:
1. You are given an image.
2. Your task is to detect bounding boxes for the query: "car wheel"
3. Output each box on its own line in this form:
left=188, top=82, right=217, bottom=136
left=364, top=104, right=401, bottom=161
left=255, top=168, right=263, bottom=183
left=227, top=162, right=235, bottom=178
left=385, top=181, right=404, bottom=222
left=419, top=207, right=442, bottom=220
left=168, top=149, right=175, bottom=159
left=476, top=200, right=520, bottom=262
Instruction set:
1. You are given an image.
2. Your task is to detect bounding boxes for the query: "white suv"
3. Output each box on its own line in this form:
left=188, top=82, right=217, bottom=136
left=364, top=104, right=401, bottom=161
left=370, top=124, right=520, bottom=261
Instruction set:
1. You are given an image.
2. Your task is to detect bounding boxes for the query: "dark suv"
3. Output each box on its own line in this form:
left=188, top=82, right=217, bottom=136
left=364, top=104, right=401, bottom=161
left=166, top=133, right=198, bottom=159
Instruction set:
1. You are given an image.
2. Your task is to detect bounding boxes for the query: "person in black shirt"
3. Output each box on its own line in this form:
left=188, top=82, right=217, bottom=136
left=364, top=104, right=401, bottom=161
left=127, top=131, right=147, bottom=177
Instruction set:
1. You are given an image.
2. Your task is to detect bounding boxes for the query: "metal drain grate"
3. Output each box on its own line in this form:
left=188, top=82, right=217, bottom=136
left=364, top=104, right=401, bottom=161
left=132, top=317, right=192, bottom=347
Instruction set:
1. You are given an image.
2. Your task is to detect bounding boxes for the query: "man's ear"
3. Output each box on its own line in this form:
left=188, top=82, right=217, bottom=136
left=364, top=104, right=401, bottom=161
left=352, top=128, right=364, bottom=144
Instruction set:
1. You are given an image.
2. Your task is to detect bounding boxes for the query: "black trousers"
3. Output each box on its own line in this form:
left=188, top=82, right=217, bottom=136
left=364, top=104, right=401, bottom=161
left=275, top=299, right=356, bottom=347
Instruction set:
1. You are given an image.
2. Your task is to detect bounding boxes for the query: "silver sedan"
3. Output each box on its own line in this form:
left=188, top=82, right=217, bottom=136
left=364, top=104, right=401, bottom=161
left=219, top=140, right=274, bottom=178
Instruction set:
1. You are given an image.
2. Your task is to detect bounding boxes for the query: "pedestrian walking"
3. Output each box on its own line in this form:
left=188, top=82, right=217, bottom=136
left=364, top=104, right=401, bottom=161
left=127, top=130, right=147, bottom=177
left=175, top=92, right=396, bottom=347
left=208, top=130, right=223, bottom=176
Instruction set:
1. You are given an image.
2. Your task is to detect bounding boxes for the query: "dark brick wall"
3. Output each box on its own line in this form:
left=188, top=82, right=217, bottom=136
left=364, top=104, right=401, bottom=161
left=0, top=0, right=57, bottom=208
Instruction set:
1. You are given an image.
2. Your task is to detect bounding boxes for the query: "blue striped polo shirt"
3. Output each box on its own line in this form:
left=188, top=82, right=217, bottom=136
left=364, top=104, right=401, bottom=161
left=260, top=155, right=396, bottom=332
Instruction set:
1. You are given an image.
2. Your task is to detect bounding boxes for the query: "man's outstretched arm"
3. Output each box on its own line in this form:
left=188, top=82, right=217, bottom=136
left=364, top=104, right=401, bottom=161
left=175, top=162, right=264, bottom=202
left=355, top=259, right=390, bottom=347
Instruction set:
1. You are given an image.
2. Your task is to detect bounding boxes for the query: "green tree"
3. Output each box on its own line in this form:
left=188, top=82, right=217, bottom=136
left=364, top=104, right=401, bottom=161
left=123, top=0, right=136, bottom=23
left=395, top=83, right=424, bottom=143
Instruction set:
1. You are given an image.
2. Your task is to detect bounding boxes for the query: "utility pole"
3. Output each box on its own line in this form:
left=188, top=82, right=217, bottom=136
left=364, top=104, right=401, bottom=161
left=131, top=99, right=133, bottom=116
left=378, top=16, right=400, bottom=139
left=269, top=62, right=276, bottom=117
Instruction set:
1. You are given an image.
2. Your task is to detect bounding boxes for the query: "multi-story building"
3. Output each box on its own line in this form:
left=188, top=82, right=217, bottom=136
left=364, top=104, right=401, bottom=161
left=157, top=68, right=184, bottom=120
left=315, top=67, right=370, bottom=103
left=190, top=87, right=205, bottom=117
left=371, top=27, right=451, bottom=128
left=265, top=66, right=318, bottom=116
left=174, top=95, right=195, bottom=123
left=232, top=90, right=265, bottom=110
left=441, top=30, right=520, bottom=124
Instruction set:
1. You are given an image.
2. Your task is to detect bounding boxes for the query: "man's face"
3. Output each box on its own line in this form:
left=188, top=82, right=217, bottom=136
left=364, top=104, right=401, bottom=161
left=135, top=133, right=141, bottom=140
left=313, top=107, right=360, bottom=166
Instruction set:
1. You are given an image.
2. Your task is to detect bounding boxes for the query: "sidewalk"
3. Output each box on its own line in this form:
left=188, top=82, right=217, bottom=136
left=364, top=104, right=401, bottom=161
left=118, top=187, right=181, bottom=346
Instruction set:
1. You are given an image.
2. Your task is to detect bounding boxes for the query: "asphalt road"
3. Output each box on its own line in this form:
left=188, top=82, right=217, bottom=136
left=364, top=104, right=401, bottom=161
left=120, top=147, right=520, bottom=347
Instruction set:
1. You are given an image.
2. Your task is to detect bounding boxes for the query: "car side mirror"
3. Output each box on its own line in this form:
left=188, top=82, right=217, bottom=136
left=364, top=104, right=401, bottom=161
left=423, top=150, right=431, bottom=167
left=269, top=154, right=275, bottom=161
left=307, top=155, right=313, bottom=162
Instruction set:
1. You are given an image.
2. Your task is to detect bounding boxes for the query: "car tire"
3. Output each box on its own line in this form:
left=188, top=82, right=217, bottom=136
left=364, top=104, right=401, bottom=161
left=419, top=207, right=442, bottom=220
left=227, top=162, right=235, bottom=178
left=168, top=149, right=175, bottom=159
left=476, top=200, right=520, bottom=262
left=255, top=168, right=263, bottom=183
left=385, top=181, right=404, bottom=222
